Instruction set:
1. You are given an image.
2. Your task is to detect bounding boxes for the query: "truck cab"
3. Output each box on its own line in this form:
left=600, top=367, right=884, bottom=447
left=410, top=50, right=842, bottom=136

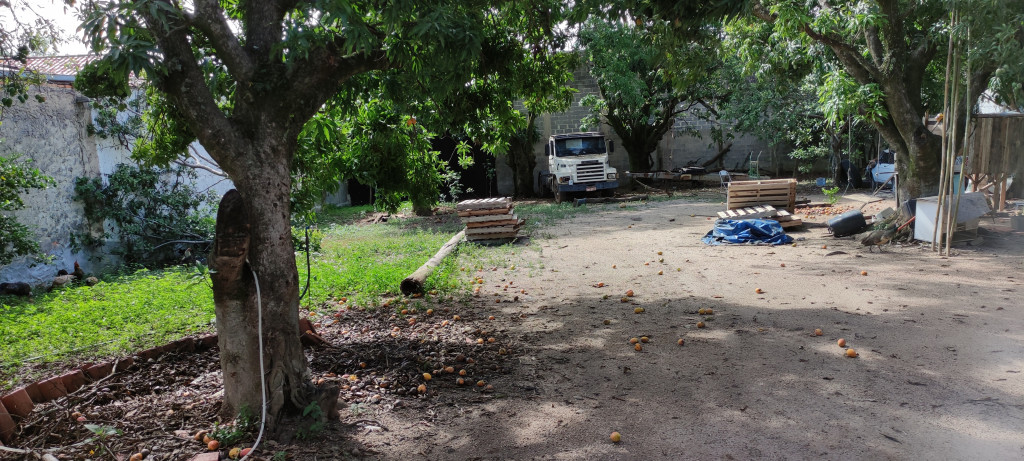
left=539, top=132, right=619, bottom=203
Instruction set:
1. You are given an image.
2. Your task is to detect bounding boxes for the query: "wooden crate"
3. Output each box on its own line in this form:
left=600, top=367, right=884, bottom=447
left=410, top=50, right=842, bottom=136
left=727, top=179, right=796, bottom=212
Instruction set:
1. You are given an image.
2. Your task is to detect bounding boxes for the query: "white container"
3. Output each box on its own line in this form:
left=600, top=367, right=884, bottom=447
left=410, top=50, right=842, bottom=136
left=914, top=192, right=989, bottom=242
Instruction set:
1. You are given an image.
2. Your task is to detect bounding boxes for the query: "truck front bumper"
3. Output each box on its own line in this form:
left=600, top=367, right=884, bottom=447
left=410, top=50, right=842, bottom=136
left=556, top=181, right=618, bottom=192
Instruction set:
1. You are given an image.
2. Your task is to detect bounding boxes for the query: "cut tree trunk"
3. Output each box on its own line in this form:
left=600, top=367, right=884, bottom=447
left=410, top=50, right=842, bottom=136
left=400, top=229, right=465, bottom=295
left=210, top=158, right=322, bottom=430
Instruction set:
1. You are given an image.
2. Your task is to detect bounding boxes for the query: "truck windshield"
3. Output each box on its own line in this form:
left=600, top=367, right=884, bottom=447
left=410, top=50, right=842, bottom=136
left=555, top=137, right=606, bottom=157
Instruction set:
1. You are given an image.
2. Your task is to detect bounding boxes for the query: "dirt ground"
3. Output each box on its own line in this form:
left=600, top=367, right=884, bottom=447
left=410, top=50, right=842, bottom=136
left=6, top=191, right=1024, bottom=460
left=350, top=193, right=1024, bottom=460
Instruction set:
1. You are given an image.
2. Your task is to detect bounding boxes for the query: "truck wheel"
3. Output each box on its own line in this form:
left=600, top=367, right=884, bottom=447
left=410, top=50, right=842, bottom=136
left=549, top=178, right=563, bottom=203
left=555, top=190, right=568, bottom=204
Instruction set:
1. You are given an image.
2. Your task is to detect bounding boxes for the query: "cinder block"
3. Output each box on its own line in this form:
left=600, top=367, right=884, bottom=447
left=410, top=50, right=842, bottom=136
left=36, top=376, right=67, bottom=402
left=1, top=387, right=34, bottom=418
left=0, top=400, right=16, bottom=443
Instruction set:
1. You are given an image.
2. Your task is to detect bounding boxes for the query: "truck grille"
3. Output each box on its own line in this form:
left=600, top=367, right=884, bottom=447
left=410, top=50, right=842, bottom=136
left=575, top=164, right=606, bottom=183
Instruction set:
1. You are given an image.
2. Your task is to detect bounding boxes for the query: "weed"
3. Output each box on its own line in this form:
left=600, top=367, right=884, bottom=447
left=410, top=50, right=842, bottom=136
left=295, top=402, right=325, bottom=440
left=210, top=406, right=258, bottom=446
left=272, top=451, right=288, bottom=461
left=822, top=186, right=841, bottom=205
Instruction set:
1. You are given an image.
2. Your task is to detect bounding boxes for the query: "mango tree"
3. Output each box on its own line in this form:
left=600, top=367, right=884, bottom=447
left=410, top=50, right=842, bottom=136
left=75, top=0, right=565, bottom=432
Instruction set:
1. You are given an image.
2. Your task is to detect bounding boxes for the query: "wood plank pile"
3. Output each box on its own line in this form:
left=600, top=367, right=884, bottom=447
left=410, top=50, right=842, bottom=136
left=457, top=197, right=523, bottom=243
left=717, top=205, right=803, bottom=228
left=726, top=178, right=797, bottom=212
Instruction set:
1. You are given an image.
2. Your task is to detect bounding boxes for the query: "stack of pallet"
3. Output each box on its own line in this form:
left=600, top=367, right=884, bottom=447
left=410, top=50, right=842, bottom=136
left=726, top=178, right=797, bottom=212
left=456, top=197, right=522, bottom=243
left=716, top=205, right=803, bottom=228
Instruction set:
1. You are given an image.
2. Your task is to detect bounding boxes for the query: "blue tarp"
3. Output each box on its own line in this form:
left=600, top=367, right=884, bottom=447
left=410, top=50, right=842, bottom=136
left=702, top=219, right=794, bottom=245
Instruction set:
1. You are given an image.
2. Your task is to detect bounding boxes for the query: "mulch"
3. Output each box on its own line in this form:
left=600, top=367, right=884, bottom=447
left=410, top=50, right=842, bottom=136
left=3, top=295, right=514, bottom=460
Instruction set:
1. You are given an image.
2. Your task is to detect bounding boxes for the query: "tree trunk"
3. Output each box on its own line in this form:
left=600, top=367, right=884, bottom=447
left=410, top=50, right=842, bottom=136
left=209, top=145, right=317, bottom=430
left=508, top=114, right=540, bottom=197
left=875, top=85, right=943, bottom=198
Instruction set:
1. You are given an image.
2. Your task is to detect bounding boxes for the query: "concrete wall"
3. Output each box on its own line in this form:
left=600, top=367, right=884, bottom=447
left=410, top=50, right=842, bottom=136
left=496, top=68, right=784, bottom=196
left=0, top=84, right=234, bottom=285
left=0, top=85, right=104, bottom=283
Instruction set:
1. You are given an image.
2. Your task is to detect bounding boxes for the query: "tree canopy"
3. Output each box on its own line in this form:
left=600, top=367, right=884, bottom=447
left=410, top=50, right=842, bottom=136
left=74, top=0, right=573, bottom=432
left=734, top=0, right=1024, bottom=197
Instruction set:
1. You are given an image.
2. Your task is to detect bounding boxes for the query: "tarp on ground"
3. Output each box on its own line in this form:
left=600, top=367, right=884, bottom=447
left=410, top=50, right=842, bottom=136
left=702, top=219, right=794, bottom=245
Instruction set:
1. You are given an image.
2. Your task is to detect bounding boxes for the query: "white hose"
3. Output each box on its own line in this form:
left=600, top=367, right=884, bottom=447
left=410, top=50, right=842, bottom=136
left=239, top=263, right=267, bottom=461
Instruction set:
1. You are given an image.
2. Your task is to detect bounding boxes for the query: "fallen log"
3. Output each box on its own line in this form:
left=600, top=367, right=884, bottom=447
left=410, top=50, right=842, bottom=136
left=400, top=229, right=466, bottom=296
left=572, top=195, right=650, bottom=207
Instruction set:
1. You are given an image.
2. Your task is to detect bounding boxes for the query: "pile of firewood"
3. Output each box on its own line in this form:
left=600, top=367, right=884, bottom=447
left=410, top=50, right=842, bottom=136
left=456, top=197, right=522, bottom=243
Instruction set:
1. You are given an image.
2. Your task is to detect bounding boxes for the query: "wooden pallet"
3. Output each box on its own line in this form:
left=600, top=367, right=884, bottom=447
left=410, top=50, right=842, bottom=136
left=463, top=212, right=515, bottom=223
left=726, top=179, right=797, bottom=211
left=458, top=207, right=512, bottom=217
left=717, top=205, right=780, bottom=219
left=465, top=224, right=521, bottom=235
left=456, top=197, right=511, bottom=211
left=716, top=205, right=803, bottom=228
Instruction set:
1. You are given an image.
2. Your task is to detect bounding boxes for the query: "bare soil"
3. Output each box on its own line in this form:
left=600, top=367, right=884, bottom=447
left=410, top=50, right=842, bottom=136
left=6, top=192, right=1024, bottom=460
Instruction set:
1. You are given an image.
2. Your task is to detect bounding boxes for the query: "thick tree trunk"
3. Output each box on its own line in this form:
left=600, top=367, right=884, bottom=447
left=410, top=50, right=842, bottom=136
left=507, top=114, right=540, bottom=197
left=876, top=84, right=943, bottom=198
left=209, top=143, right=320, bottom=431
left=508, top=150, right=537, bottom=197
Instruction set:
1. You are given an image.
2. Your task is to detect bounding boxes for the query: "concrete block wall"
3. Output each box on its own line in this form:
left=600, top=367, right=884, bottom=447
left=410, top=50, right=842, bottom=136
left=497, top=68, right=780, bottom=196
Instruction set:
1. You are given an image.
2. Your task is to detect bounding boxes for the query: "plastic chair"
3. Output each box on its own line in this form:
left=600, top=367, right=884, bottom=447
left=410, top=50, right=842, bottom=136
left=719, top=170, right=732, bottom=189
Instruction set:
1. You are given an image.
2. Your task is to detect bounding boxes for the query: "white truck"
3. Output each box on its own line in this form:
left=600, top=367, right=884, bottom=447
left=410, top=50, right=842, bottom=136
left=538, top=132, right=619, bottom=203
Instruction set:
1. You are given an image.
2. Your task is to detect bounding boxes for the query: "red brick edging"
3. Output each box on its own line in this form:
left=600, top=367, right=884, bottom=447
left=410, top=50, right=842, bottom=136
left=0, top=334, right=218, bottom=444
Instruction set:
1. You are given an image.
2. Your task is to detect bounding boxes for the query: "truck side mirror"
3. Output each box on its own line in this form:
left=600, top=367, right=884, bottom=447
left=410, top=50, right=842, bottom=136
left=608, top=140, right=615, bottom=153
left=545, top=144, right=550, bottom=157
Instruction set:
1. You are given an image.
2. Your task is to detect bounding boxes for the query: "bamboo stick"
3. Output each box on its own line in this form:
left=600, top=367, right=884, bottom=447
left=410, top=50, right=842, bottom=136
left=935, top=6, right=956, bottom=251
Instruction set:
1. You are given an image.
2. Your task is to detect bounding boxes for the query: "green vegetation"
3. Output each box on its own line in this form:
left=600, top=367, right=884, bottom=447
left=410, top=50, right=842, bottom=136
left=0, top=197, right=677, bottom=391
left=0, top=153, right=56, bottom=265
left=822, top=186, right=841, bottom=205
left=0, top=267, right=215, bottom=387
left=72, top=164, right=218, bottom=267
left=301, top=206, right=466, bottom=308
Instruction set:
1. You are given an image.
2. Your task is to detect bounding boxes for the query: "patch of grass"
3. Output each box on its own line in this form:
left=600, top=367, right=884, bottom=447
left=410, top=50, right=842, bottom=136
left=313, top=203, right=377, bottom=226
left=0, top=267, right=214, bottom=388
left=301, top=216, right=467, bottom=309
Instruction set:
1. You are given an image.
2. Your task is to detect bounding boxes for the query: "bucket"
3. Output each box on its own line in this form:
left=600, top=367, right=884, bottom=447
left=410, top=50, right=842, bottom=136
left=815, top=177, right=827, bottom=187
left=827, top=210, right=867, bottom=237
left=1012, top=215, right=1024, bottom=232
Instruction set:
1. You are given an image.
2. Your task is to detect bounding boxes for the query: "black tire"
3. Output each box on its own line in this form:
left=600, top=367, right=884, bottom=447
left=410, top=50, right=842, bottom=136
left=549, top=178, right=565, bottom=203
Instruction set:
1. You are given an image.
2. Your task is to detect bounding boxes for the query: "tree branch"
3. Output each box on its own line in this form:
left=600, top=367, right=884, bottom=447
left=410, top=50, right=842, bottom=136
left=865, top=26, right=885, bottom=69
left=184, top=0, right=254, bottom=82
left=279, top=48, right=392, bottom=135
left=751, top=0, right=879, bottom=84
left=139, top=1, right=242, bottom=172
